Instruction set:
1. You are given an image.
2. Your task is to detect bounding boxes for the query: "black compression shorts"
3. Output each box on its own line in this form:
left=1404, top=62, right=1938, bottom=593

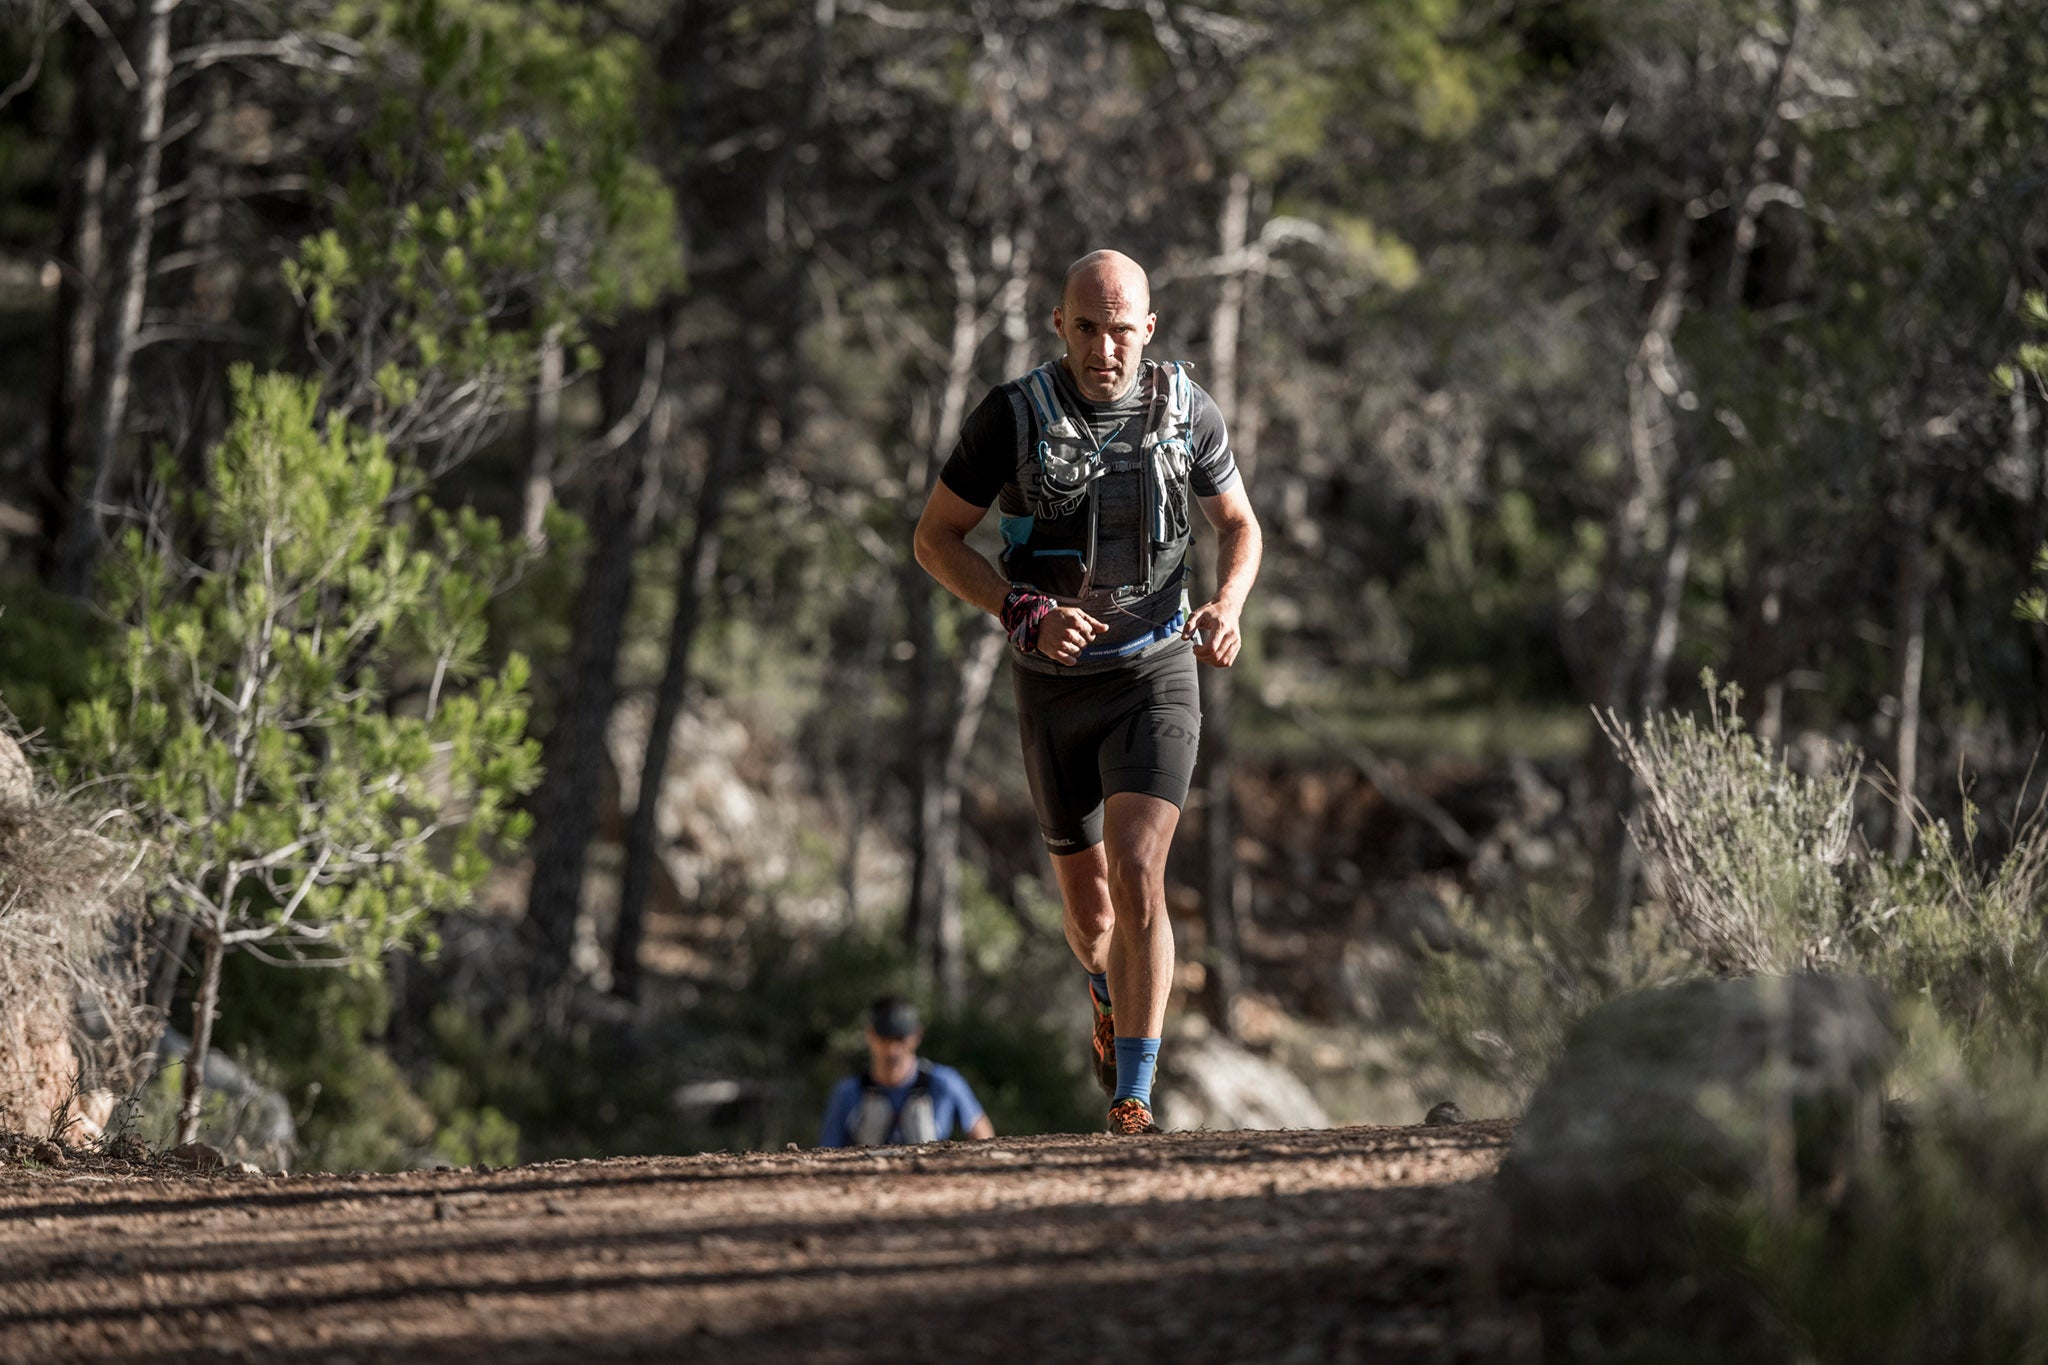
left=1011, top=641, right=1201, bottom=854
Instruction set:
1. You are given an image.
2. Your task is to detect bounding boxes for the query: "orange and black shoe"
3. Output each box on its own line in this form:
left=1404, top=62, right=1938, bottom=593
left=1088, top=980, right=1118, bottom=1098
left=1107, top=1098, right=1161, bottom=1135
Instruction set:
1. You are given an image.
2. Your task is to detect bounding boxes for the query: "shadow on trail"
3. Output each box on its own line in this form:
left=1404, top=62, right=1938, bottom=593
left=0, top=1177, right=1498, bottom=1338
left=0, top=1121, right=1513, bottom=1228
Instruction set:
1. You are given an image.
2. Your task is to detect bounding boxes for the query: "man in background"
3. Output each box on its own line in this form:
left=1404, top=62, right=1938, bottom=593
left=817, top=997, right=995, bottom=1147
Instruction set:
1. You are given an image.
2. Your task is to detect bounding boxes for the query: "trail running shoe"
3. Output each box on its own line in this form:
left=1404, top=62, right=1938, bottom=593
left=1108, top=1098, right=1161, bottom=1135
left=1089, top=982, right=1117, bottom=1098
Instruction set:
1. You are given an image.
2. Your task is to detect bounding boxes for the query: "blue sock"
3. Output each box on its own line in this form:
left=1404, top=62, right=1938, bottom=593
left=1087, top=971, right=1111, bottom=1015
left=1113, top=1037, right=1160, bottom=1108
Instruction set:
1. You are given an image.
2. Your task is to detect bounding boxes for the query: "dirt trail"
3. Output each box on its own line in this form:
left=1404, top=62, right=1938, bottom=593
left=0, top=1119, right=1517, bottom=1364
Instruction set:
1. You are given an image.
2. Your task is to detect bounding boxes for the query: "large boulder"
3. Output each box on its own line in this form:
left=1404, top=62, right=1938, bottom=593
left=155, top=1028, right=298, bottom=1172
left=1491, top=972, right=1896, bottom=1286
left=1156, top=1030, right=1332, bottom=1133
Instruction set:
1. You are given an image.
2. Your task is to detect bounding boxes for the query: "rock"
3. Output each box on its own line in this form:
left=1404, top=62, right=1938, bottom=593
left=1385, top=883, right=1460, bottom=953
left=1491, top=972, right=1895, bottom=1287
left=154, top=1029, right=297, bottom=1171
left=0, top=730, right=31, bottom=805
left=1154, top=1032, right=1331, bottom=1133
left=56, top=1090, right=116, bottom=1145
left=1337, top=938, right=1414, bottom=1025
left=27, top=1138, right=66, bottom=1167
left=1337, top=881, right=1466, bottom=1027
left=1424, top=1101, right=1465, bottom=1126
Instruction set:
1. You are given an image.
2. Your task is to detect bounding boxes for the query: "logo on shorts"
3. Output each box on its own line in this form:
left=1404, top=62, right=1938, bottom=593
left=1046, top=833, right=1079, bottom=849
left=1149, top=721, right=1192, bottom=741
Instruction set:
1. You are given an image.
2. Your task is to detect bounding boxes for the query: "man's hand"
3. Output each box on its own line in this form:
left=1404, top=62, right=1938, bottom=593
left=1184, top=599, right=1244, bottom=667
left=1037, top=606, right=1108, bottom=665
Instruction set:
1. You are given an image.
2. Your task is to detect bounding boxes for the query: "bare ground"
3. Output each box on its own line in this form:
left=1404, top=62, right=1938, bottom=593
left=0, top=1118, right=1524, bottom=1364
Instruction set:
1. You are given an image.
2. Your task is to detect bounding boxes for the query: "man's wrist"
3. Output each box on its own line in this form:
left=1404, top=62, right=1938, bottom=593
left=1000, top=585, right=1057, bottom=652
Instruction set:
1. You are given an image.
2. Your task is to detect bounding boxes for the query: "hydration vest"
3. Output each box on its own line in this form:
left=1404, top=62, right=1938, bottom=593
left=996, top=359, right=1196, bottom=606
left=848, top=1061, right=940, bottom=1146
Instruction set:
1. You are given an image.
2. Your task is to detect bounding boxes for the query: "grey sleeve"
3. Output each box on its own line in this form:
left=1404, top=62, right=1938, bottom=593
left=1185, top=382, right=1241, bottom=498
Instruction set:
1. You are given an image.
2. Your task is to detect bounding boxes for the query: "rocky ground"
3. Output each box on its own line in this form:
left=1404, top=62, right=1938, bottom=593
left=0, top=1118, right=1526, bottom=1364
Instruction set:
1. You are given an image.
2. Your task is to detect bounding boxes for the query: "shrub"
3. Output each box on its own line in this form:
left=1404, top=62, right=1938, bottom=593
left=1409, top=882, right=1692, bottom=1108
left=1409, top=677, right=2048, bottom=1361
left=1600, top=677, right=1860, bottom=974
left=1414, top=671, right=2048, bottom=1101
left=1850, top=790, right=2048, bottom=1066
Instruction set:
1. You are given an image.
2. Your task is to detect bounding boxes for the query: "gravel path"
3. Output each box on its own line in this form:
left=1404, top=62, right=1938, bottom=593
left=0, top=1119, right=1518, bottom=1364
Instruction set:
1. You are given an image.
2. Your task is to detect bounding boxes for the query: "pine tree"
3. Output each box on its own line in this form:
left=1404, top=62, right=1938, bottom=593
left=62, top=367, right=539, bottom=1145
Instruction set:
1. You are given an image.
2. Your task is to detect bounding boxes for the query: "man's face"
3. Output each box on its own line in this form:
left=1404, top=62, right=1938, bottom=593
left=1054, top=272, right=1156, bottom=403
left=865, top=1027, right=920, bottom=1080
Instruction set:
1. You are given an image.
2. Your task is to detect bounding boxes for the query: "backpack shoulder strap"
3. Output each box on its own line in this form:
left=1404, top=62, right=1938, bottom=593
left=1018, top=364, right=1063, bottom=429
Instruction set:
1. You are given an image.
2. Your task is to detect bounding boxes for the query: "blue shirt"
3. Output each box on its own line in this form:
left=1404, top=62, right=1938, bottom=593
left=817, top=1063, right=987, bottom=1147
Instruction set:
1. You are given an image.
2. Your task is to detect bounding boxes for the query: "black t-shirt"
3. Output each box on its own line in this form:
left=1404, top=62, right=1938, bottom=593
left=939, top=359, right=1241, bottom=673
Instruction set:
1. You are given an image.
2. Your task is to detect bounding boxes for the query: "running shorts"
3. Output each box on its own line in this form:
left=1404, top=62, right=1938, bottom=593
left=1010, top=640, right=1201, bottom=853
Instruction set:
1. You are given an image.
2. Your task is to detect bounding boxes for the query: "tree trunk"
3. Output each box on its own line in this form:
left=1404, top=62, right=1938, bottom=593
left=838, top=575, right=898, bottom=924
left=612, top=368, right=748, bottom=1002
left=520, top=322, right=567, bottom=550
left=1889, top=441, right=1929, bottom=860
left=931, top=626, right=1003, bottom=1007
left=55, top=0, right=182, bottom=597
left=1198, top=169, right=1255, bottom=1036
left=175, top=918, right=223, bottom=1146
left=1592, top=196, right=1691, bottom=931
left=524, top=321, right=664, bottom=1003
left=902, top=239, right=985, bottom=993
left=1737, top=557, right=1789, bottom=751
left=147, top=912, right=192, bottom=1021
left=903, top=563, right=942, bottom=969
left=1638, top=461, right=1702, bottom=720
left=38, top=31, right=112, bottom=578
left=611, top=0, right=836, bottom=1004
left=169, top=63, right=238, bottom=546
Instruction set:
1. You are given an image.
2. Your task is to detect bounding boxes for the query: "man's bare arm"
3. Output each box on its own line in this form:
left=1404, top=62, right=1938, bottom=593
left=913, top=481, right=1010, bottom=616
left=913, top=480, right=1107, bottom=664
left=1186, top=483, right=1262, bottom=668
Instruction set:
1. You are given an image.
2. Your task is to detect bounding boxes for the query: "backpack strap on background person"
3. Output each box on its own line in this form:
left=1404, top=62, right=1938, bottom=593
left=850, top=1060, right=939, bottom=1145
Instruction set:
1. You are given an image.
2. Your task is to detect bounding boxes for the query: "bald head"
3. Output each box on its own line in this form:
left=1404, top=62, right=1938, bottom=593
left=1062, top=250, right=1151, bottom=314
left=1054, top=250, right=1157, bottom=402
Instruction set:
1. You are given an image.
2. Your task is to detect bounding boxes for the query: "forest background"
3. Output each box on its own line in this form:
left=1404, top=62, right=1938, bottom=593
left=0, top=0, right=2045, bottom=1178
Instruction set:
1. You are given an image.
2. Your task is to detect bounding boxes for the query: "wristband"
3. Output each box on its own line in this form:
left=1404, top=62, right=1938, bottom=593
left=1000, top=585, right=1057, bottom=653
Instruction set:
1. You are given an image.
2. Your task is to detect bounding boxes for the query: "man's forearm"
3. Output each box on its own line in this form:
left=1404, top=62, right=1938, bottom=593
left=914, top=525, right=1011, bottom=618
left=1211, top=516, right=1262, bottom=611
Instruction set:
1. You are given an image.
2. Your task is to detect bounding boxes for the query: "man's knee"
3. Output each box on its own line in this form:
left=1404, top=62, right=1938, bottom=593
left=1064, top=891, right=1116, bottom=939
left=1104, top=850, right=1168, bottom=921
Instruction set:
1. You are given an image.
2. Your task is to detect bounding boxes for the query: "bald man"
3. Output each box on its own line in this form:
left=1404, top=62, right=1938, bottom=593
left=914, top=249, right=1262, bottom=1136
